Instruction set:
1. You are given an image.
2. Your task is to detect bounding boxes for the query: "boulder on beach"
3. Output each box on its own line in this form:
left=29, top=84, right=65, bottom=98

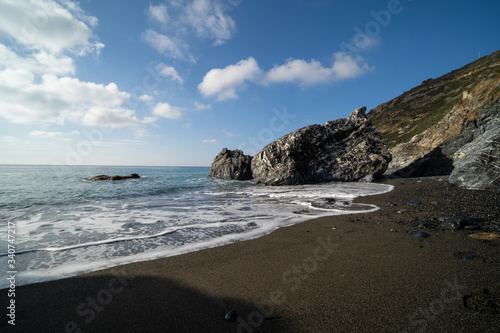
left=208, top=148, right=253, bottom=180
left=87, top=173, right=140, bottom=181
left=251, top=106, right=392, bottom=185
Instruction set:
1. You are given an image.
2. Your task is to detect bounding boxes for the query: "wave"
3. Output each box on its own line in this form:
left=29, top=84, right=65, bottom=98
left=0, top=228, right=178, bottom=257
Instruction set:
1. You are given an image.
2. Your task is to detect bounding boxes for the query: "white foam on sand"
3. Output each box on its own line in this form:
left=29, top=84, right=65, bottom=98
left=0, top=182, right=393, bottom=289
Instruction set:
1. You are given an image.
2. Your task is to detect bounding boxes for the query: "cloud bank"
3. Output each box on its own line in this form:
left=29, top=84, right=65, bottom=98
left=198, top=52, right=372, bottom=100
left=0, top=0, right=152, bottom=129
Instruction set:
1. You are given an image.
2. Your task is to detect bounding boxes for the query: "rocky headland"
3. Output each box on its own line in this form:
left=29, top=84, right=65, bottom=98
left=209, top=51, right=500, bottom=190
left=209, top=107, right=391, bottom=185
left=368, top=50, right=500, bottom=188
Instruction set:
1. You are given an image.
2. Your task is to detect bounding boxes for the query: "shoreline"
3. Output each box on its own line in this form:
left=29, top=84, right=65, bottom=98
left=2, top=176, right=500, bottom=332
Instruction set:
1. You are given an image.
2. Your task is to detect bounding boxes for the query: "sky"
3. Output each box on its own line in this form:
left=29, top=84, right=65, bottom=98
left=0, top=0, right=499, bottom=167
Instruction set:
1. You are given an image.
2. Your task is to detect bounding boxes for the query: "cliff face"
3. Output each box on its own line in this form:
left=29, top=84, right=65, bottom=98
left=368, top=51, right=500, bottom=173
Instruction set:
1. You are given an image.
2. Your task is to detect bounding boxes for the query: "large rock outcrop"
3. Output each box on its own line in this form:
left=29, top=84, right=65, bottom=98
left=208, top=148, right=253, bottom=180
left=251, top=107, right=391, bottom=185
left=449, top=99, right=500, bottom=189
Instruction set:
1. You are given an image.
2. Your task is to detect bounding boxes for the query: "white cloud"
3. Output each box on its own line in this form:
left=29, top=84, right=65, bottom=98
left=29, top=130, right=63, bottom=138
left=183, top=0, right=236, bottom=45
left=351, top=34, right=380, bottom=51
left=266, top=58, right=333, bottom=86
left=152, top=102, right=183, bottom=119
left=198, top=57, right=263, bottom=100
left=203, top=139, right=218, bottom=144
left=142, top=29, right=194, bottom=62
left=0, top=0, right=155, bottom=129
left=194, top=101, right=211, bottom=110
left=0, top=44, right=74, bottom=76
left=82, top=106, right=145, bottom=128
left=28, top=130, right=79, bottom=139
left=142, top=0, right=240, bottom=60
left=266, top=52, right=371, bottom=86
left=139, top=94, right=155, bottom=102
left=148, top=3, right=169, bottom=24
left=199, top=53, right=373, bottom=101
left=2, top=136, right=20, bottom=144
left=0, top=70, right=149, bottom=128
left=0, top=0, right=103, bottom=55
left=222, top=129, right=235, bottom=137
left=156, top=63, right=184, bottom=84
left=331, top=52, right=372, bottom=80
left=0, top=1, right=153, bottom=130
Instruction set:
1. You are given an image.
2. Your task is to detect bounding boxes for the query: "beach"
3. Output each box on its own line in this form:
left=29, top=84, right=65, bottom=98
left=2, top=176, right=499, bottom=332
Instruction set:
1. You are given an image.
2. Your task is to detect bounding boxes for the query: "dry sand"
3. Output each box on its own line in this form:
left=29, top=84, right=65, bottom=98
left=2, top=176, right=499, bottom=332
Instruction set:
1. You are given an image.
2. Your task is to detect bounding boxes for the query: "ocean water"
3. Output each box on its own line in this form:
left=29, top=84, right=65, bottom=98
left=0, top=165, right=393, bottom=289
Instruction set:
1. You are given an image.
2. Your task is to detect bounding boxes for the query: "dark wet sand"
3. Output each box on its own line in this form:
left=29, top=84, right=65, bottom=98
left=2, top=176, right=500, bottom=332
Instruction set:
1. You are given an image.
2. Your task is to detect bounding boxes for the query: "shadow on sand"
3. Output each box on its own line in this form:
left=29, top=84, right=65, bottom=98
left=1, top=272, right=292, bottom=333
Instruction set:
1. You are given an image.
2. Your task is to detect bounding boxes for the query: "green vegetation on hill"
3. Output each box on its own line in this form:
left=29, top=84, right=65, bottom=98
left=368, top=50, right=500, bottom=148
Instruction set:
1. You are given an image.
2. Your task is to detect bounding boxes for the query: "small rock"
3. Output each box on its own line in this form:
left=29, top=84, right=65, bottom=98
left=468, top=232, right=500, bottom=241
left=439, top=218, right=467, bottom=230
left=397, top=209, right=409, bottom=214
left=431, top=201, right=440, bottom=205
left=464, top=224, right=480, bottom=231
left=225, top=309, right=238, bottom=321
left=418, top=222, right=434, bottom=229
left=406, top=200, right=422, bottom=205
left=465, top=217, right=487, bottom=225
left=247, top=222, right=257, bottom=227
left=462, top=254, right=480, bottom=261
left=408, top=231, right=430, bottom=239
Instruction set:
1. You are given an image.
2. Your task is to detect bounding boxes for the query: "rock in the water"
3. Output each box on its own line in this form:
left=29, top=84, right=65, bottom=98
left=251, top=107, right=391, bottom=185
left=87, top=173, right=140, bottom=181
left=449, top=99, right=500, bottom=189
left=208, top=148, right=253, bottom=180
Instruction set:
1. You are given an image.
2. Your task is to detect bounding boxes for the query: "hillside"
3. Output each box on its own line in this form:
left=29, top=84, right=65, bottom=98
left=368, top=50, right=500, bottom=171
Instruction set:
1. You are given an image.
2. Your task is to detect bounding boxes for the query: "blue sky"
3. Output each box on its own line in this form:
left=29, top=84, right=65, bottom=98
left=0, top=0, right=499, bottom=166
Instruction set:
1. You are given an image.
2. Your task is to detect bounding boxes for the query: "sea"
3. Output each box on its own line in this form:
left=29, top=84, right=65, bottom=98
left=0, top=165, right=393, bottom=289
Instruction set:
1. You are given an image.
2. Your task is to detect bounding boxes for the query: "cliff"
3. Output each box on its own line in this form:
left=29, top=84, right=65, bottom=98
left=368, top=50, right=500, bottom=174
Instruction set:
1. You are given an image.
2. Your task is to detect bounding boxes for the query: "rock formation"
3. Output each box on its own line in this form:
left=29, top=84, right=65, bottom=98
left=87, top=173, right=140, bottom=181
left=368, top=50, right=500, bottom=176
left=208, top=148, right=253, bottom=180
left=251, top=107, right=391, bottom=185
left=449, top=99, right=500, bottom=189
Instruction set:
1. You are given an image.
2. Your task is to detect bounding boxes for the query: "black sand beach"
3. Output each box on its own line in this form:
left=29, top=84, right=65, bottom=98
left=2, top=176, right=499, bottom=332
